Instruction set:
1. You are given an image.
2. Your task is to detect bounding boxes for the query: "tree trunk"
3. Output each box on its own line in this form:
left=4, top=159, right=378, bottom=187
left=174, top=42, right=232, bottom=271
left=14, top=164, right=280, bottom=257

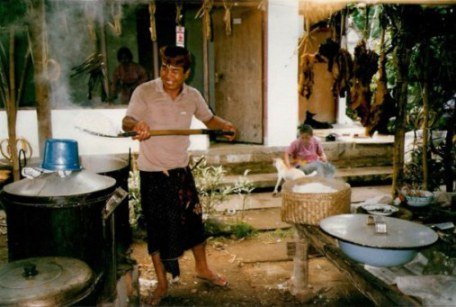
left=98, top=12, right=110, bottom=102
left=29, top=0, right=52, bottom=156
left=6, top=28, right=20, bottom=181
left=444, top=107, right=455, bottom=192
left=392, top=41, right=411, bottom=196
left=421, top=44, right=430, bottom=191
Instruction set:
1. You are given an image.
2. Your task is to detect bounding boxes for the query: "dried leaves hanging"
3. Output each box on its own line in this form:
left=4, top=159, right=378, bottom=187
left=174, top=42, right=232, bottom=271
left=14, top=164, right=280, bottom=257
left=223, top=0, right=233, bottom=36
left=84, top=2, right=97, bottom=42
left=349, top=40, right=379, bottom=126
left=71, top=53, right=107, bottom=101
left=195, top=0, right=213, bottom=40
left=298, top=54, right=316, bottom=99
left=298, top=38, right=353, bottom=101
left=366, top=29, right=395, bottom=136
left=176, top=2, right=183, bottom=26
left=108, top=0, right=123, bottom=36
left=149, top=0, right=157, bottom=42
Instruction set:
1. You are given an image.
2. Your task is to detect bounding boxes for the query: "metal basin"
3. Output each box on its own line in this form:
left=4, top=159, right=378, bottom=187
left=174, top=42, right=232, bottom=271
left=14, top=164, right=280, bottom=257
left=320, top=214, right=438, bottom=267
left=338, top=241, right=417, bottom=267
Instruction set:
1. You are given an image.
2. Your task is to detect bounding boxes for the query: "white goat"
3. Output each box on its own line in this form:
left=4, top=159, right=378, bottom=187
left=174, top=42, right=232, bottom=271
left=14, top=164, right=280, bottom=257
left=272, top=158, right=316, bottom=196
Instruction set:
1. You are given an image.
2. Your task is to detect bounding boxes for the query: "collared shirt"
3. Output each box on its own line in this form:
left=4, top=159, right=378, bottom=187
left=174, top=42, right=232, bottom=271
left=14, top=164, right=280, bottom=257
left=286, top=136, right=323, bottom=164
left=126, top=78, right=213, bottom=171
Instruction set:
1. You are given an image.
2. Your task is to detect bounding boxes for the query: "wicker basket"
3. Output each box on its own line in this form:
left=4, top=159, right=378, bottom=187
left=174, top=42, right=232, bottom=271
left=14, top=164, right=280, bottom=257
left=281, top=177, right=351, bottom=225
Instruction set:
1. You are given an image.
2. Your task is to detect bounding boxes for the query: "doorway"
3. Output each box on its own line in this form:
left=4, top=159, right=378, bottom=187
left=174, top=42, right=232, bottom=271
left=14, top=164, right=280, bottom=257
left=213, top=6, right=264, bottom=144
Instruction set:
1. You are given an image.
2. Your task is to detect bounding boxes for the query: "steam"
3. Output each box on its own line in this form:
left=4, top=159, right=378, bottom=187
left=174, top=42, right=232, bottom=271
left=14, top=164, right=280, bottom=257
left=45, top=1, right=102, bottom=108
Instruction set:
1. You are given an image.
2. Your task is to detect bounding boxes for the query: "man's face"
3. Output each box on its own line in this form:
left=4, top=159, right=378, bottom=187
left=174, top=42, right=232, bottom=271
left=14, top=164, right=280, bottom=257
left=160, top=63, right=189, bottom=92
left=299, top=133, right=312, bottom=145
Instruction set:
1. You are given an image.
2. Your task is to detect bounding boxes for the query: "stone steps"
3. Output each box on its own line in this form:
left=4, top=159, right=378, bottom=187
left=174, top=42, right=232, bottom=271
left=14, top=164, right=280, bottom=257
left=190, top=140, right=394, bottom=176
left=222, top=165, right=392, bottom=189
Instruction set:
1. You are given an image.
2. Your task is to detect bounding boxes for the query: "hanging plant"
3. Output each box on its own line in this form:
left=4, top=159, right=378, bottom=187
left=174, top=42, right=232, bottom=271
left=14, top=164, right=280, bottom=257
left=223, top=0, right=233, bottom=36
left=195, top=0, right=213, bottom=40
left=148, top=0, right=157, bottom=42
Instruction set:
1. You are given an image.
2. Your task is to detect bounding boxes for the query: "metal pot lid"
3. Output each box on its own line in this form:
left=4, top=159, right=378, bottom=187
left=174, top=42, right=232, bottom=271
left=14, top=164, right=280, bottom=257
left=0, top=257, right=93, bottom=306
left=320, top=214, right=438, bottom=249
left=80, top=155, right=129, bottom=173
left=2, top=169, right=116, bottom=197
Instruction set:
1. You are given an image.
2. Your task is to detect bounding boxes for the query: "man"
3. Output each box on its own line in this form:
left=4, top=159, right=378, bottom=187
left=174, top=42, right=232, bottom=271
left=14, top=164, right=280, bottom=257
left=111, top=47, right=148, bottom=104
left=122, top=46, right=235, bottom=305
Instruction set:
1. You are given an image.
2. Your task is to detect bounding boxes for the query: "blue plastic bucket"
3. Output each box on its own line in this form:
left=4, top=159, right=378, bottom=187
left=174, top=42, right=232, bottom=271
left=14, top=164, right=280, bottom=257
left=41, top=139, right=81, bottom=171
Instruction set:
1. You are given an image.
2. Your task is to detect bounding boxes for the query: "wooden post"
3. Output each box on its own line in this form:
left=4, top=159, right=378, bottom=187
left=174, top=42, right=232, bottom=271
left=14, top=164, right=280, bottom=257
left=153, top=42, right=159, bottom=79
left=99, top=11, right=111, bottom=101
left=296, top=225, right=421, bottom=306
left=6, top=28, right=19, bottom=181
left=149, top=1, right=159, bottom=79
left=203, top=35, right=210, bottom=102
left=291, top=230, right=309, bottom=294
left=391, top=36, right=411, bottom=196
left=29, top=0, right=52, bottom=156
left=421, top=44, right=430, bottom=191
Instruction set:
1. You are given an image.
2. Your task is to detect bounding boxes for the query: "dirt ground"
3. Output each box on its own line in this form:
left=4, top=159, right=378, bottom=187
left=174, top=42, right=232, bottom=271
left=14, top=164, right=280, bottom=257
left=131, top=230, right=374, bottom=306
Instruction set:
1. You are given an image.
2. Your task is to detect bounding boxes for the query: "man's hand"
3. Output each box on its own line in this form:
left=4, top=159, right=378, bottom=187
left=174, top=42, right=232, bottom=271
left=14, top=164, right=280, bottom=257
left=221, top=121, right=236, bottom=142
left=204, top=116, right=237, bottom=142
left=133, top=121, right=151, bottom=141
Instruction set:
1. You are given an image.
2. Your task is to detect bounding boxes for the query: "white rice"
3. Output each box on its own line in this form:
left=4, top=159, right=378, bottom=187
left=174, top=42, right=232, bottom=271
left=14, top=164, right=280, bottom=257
left=292, top=182, right=337, bottom=194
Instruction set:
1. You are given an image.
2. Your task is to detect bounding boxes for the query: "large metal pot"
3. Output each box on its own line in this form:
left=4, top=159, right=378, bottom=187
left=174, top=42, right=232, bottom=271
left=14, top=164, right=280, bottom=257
left=80, top=155, right=132, bottom=251
left=0, top=257, right=94, bottom=306
left=320, top=214, right=438, bottom=267
left=0, top=170, right=116, bottom=273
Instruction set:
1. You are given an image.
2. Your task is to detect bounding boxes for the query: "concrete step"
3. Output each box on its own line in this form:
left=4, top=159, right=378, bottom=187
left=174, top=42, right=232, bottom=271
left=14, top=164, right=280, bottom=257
left=190, top=141, right=393, bottom=176
left=222, top=166, right=392, bottom=189
left=215, top=185, right=392, bottom=213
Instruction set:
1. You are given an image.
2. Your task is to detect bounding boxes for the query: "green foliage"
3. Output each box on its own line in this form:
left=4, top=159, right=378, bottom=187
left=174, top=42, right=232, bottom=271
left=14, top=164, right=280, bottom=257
left=403, top=147, right=443, bottom=191
left=191, top=156, right=233, bottom=216
left=191, top=156, right=255, bottom=217
left=204, top=218, right=257, bottom=239
left=0, top=1, right=27, bottom=27
left=128, top=168, right=143, bottom=230
left=230, top=221, right=256, bottom=239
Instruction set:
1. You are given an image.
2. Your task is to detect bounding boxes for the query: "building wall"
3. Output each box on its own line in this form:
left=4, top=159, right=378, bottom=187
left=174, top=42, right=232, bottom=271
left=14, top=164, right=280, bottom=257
left=265, top=0, right=300, bottom=146
left=0, top=108, right=209, bottom=158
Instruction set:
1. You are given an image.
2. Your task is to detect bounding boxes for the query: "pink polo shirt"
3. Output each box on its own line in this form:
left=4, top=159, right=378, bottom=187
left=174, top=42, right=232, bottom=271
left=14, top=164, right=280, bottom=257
left=286, top=136, right=323, bottom=164
left=126, top=78, right=213, bottom=171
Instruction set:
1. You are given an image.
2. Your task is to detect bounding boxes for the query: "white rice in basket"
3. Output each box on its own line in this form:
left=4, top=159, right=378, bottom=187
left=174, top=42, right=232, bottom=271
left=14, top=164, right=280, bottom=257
left=292, top=182, right=337, bottom=194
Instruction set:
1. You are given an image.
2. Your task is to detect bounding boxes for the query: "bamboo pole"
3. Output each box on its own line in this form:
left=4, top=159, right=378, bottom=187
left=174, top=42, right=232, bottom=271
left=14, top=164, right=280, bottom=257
left=392, top=42, right=411, bottom=196
left=421, top=54, right=429, bottom=191
left=29, top=0, right=52, bottom=156
left=99, top=10, right=111, bottom=102
left=291, top=231, right=309, bottom=294
left=6, top=28, right=19, bottom=181
left=203, top=31, right=210, bottom=102
left=149, top=1, right=159, bottom=79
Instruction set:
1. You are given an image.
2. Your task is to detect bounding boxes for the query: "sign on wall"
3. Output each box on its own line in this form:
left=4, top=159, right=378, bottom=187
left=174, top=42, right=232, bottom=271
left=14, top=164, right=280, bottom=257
left=176, top=26, right=185, bottom=47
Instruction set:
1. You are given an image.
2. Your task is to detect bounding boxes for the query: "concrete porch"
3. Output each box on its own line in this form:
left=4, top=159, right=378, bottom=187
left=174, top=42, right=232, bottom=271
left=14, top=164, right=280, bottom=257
left=190, top=126, right=394, bottom=188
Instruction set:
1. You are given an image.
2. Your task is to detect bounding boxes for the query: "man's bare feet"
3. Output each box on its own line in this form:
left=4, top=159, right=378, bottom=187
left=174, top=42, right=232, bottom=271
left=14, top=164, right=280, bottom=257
left=196, top=269, right=228, bottom=287
left=143, top=284, right=168, bottom=306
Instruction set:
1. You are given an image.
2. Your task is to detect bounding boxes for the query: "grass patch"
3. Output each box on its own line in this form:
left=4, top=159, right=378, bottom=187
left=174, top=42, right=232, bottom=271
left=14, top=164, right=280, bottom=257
left=205, top=218, right=257, bottom=239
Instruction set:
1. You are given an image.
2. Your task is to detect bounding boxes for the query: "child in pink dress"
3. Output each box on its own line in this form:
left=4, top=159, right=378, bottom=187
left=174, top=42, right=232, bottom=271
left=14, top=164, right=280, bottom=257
left=284, top=124, right=335, bottom=177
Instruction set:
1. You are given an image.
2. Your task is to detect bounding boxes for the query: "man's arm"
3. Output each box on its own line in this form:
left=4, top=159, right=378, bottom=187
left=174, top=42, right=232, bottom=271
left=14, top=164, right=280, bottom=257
left=203, top=116, right=236, bottom=141
left=122, top=116, right=151, bottom=141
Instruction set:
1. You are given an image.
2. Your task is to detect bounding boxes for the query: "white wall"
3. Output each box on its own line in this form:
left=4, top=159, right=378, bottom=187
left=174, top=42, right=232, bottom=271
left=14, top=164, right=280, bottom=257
left=0, top=108, right=209, bottom=158
left=266, top=0, right=300, bottom=146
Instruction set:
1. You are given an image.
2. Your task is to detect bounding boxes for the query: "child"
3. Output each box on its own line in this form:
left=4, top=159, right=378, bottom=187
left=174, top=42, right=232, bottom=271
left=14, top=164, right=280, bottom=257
left=284, top=124, right=335, bottom=178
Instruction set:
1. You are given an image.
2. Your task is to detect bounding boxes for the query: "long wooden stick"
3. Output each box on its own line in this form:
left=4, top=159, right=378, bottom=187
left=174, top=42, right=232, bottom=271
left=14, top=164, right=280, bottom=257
left=78, top=127, right=234, bottom=138
left=7, top=28, right=19, bottom=181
